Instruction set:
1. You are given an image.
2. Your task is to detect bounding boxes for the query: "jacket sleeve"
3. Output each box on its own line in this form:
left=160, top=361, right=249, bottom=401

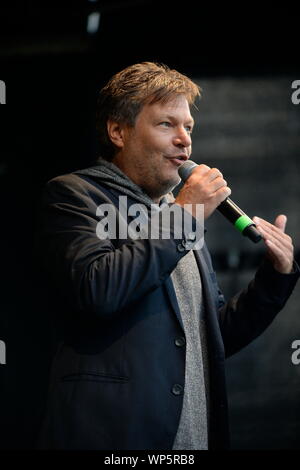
left=218, top=258, right=300, bottom=357
left=41, top=174, right=200, bottom=317
left=200, top=238, right=299, bottom=357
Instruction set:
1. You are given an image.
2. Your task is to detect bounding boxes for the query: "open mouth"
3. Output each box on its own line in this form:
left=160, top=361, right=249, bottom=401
left=166, top=155, right=188, bottom=166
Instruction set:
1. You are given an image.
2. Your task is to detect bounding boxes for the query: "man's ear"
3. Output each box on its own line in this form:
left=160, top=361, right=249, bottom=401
left=107, top=120, right=126, bottom=150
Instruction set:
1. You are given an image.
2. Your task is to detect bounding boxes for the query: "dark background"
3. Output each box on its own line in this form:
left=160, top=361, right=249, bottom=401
left=0, top=0, right=299, bottom=450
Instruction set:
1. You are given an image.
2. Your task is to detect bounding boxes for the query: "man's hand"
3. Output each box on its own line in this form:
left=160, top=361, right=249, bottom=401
left=253, top=215, right=294, bottom=274
left=175, top=164, right=231, bottom=220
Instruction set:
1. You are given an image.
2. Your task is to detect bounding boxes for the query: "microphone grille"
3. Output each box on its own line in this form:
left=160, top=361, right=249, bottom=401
left=178, top=160, right=198, bottom=181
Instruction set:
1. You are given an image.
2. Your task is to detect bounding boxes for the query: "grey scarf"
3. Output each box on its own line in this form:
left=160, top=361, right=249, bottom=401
left=75, top=157, right=175, bottom=209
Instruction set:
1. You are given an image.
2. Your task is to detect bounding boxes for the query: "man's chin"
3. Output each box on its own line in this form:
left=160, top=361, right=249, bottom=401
left=157, top=175, right=181, bottom=197
left=141, top=176, right=179, bottom=202
left=166, top=173, right=181, bottom=189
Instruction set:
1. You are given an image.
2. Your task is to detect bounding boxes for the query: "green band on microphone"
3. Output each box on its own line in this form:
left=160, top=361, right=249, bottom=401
left=234, top=214, right=254, bottom=233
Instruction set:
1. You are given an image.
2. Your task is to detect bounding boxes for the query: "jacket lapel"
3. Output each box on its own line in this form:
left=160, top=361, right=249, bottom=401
left=163, top=276, right=184, bottom=330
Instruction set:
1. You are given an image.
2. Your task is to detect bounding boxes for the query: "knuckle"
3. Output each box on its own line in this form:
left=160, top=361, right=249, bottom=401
left=199, top=164, right=211, bottom=172
left=205, top=189, right=212, bottom=199
left=219, top=187, right=230, bottom=202
left=212, top=167, right=223, bottom=178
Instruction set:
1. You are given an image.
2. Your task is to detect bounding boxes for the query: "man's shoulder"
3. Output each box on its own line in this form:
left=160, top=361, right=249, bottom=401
left=47, top=169, right=88, bottom=187
left=46, top=167, right=104, bottom=191
left=44, top=167, right=113, bottom=205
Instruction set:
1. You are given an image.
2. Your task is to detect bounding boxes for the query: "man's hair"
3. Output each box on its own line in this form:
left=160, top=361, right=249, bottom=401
left=96, top=62, right=201, bottom=161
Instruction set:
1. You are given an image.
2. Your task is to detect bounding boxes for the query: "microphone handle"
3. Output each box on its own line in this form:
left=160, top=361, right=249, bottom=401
left=178, top=160, right=262, bottom=243
left=218, top=198, right=262, bottom=243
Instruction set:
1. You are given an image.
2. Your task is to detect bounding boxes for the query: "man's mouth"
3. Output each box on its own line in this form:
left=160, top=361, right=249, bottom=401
left=165, top=155, right=188, bottom=166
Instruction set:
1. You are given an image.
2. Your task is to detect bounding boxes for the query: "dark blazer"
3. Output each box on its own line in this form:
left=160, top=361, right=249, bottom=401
left=38, top=169, right=299, bottom=450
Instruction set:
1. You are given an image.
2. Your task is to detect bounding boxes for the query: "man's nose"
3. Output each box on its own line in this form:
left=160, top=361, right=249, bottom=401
left=173, top=127, right=192, bottom=148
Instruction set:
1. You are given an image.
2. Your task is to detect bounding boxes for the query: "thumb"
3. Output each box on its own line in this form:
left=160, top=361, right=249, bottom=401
left=274, top=214, right=287, bottom=232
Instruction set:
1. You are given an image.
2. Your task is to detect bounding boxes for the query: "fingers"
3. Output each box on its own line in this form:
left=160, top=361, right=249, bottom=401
left=253, top=216, right=292, bottom=249
left=202, top=167, right=227, bottom=190
left=194, top=165, right=223, bottom=182
left=182, top=164, right=230, bottom=217
left=190, top=165, right=228, bottom=194
left=253, top=215, right=287, bottom=233
left=274, top=214, right=287, bottom=232
left=207, top=167, right=223, bottom=182
left=205, top=167, right=230, bottom=202
left=264, top=239, right=293, bottom=273
left=214, top=185, right=232, bottom=204
left=253, top=215, right=294, bottom=274
left=194, top=164, right=211, bottom=176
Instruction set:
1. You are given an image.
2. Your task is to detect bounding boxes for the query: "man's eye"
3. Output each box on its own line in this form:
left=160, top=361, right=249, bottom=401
left=160, top=122, right=171, bottom=127
left=185, top=126, right=193, bottom=133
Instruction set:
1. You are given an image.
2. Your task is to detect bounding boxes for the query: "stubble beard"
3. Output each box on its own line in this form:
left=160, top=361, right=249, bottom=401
left=131, top=152, right=181, bottom=202
left=141, top=171, right=181, bottom=202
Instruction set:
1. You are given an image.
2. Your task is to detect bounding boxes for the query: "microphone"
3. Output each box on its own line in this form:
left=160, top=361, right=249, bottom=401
left=178, top=160, right=262, bottom=243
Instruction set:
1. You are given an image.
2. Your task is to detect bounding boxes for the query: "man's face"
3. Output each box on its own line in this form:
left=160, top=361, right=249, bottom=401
left=112, top=94, right=194, bottom=202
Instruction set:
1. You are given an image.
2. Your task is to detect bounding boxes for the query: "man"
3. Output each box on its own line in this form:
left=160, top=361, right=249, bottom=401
left=39, top=62, right=299, bottom=450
